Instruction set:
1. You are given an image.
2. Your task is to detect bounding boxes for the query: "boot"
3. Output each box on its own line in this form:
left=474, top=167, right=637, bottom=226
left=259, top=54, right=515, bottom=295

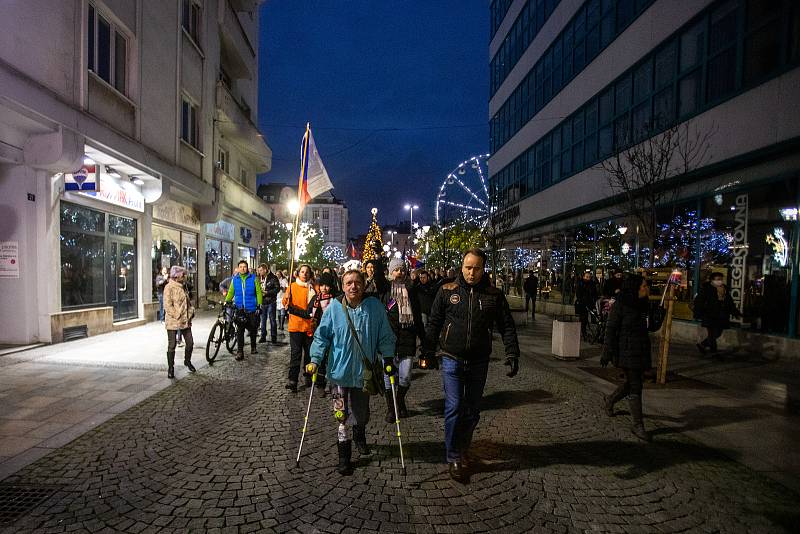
left=353, top=425, right=371, bottom=455
left=397, top=385, right=410, bottom=418
left=167, top=351, right=175, bottom=379
left=337, top=440, right=353, bottom=475
left=184, top=347, right=196, bottom=373
left=251, top=338, right=257, bottom=354
left=236, top=348, right=245, bottom=361
left=628, top=395, right=651, bottom=442
left=384, top=391, right=396, bottom=423
left=604, top=383, right=627, bottom=417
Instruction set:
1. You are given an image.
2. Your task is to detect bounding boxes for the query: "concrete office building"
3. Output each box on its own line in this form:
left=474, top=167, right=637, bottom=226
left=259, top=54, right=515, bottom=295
left=488, top=0, right=800, bottom=351
left=0, top=0, right=271, bottom=346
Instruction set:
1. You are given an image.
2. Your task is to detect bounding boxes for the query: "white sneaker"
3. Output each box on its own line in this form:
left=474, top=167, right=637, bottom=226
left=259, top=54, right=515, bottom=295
left=177, top=341, right=185, bottom=347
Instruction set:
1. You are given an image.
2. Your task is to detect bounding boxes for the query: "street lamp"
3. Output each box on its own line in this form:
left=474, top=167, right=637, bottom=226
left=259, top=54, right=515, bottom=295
left=287, top=199, right=300, bottom=216
left=404, top=204, right=419, bottom=235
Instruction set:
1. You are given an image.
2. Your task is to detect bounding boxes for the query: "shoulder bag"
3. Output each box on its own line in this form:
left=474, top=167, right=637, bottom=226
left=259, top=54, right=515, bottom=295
left=340, top=298, right=384, bottom=396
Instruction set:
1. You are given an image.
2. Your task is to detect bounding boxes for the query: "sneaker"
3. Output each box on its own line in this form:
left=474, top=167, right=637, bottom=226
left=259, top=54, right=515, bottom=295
left=177, top=341, right=185, bottom=348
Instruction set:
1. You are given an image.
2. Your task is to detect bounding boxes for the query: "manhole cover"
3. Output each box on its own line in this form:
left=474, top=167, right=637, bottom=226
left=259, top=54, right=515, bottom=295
left=0, top=484, right=59, bottom=525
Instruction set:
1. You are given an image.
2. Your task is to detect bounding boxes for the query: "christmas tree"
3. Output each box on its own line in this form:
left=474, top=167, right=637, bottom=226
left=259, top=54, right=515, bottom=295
left=361, top=208, right=384, bottom=263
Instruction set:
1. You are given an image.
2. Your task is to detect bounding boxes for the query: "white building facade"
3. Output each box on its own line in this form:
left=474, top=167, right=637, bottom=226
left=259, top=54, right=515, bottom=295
left=489, top=0, right=800, bottom=347
left=0, top=0, right=271, bottom=345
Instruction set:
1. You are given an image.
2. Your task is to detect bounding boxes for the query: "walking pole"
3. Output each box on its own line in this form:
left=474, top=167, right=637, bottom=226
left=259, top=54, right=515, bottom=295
left=388, top=374, right=406, bottom=473
left=295, top=371, right=317, bottom=467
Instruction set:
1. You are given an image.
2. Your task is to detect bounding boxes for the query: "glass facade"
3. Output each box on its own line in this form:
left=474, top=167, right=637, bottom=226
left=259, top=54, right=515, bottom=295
left=490, top=0, right=516, bottom=39
left=205, top=238, right=233, bottom=296
left=60, top=202, right=138, bottom=321
left=520, top=177, right=800, bottom=337
left=490, top=0, right=800, bottom=206
left=151, top=224, right=198, bottom=305
left=490, top=0, right=656, bottom=152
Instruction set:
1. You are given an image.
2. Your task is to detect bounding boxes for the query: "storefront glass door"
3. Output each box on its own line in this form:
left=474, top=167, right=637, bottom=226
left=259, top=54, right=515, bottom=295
left=109, top=240, right=137, bottom=321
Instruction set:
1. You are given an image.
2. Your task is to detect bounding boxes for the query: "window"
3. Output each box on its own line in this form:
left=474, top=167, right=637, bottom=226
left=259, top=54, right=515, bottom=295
left=240, top=167, right=248, bottom=185
left=87, top=4, right=128, bottom=94
left=322, top=210, right=329, bottom=219
left=181, top=97, right=199, bottom=148
left=182, top=0, right=201, bottom=45
left=312, top=209, right=320, bottom=219
left=216, top=148, right=229, bottom=172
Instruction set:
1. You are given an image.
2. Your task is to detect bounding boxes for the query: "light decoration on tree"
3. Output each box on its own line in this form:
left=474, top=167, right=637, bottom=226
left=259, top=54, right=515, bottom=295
left=322, top=245, right=347, bottom=263
left=511, top=248, right=538, bottom=270
left=361, top=208, right=383, bottom=263
left=286, top=222, right=319, bottom=261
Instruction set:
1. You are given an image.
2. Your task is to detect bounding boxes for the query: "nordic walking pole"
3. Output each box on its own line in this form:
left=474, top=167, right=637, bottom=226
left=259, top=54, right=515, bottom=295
left=295, top=370, right=317, bottom=467
left=388, top=375, right=406, bottom=472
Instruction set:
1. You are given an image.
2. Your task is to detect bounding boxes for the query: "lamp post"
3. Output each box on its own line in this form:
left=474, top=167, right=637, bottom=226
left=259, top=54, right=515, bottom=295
left=404, top=204, right=419, bottom=235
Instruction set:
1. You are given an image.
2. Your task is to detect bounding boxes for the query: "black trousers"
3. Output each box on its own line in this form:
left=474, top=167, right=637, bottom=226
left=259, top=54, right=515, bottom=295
left=167, top=328, right=193, bottom=360
left=701, top=326, right=724, bottom=352
left=236, top=312, right=258, bottom=353
left=623, top=367, right=644, bottom=397
left=288, top=331, right=312, bottom=383
left=525, top=292, right=536, bottom=316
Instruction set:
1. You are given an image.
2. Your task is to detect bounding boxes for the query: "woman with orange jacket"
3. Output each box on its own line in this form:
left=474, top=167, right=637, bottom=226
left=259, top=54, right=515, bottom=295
left=283, top=264, right=317, bottom=392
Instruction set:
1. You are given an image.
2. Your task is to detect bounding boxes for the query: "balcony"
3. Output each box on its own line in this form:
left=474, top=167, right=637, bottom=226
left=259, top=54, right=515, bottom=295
left=219, top=0, right=255, bottom=80
left=216, top=80, right=271, bottom=173
left=216, top=168, right=272, bottom=224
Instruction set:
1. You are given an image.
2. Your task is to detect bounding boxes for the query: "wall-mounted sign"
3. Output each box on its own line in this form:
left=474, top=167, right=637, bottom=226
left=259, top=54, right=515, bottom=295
left=205, top=220, right=235, bottom=241
left=153, top=199, right=201, bottom=230
left=729, top=194, right=748, bottom=319
left=65, top=165, right=97, bottom=191
left=0, top=241, right=19, bottom=278
left=69, top=173, right=144, bottom=212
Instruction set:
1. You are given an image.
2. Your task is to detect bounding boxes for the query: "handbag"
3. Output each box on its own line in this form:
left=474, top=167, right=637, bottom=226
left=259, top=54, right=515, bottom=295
left=340, top=298, right=384, bottom=396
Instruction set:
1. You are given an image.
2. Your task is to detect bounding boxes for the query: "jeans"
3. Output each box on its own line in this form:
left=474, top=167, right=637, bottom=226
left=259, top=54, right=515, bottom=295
left=288, top=331, right=312, bottom=383
left=441, top=356, right=489, bottom=463
left=157, top=292, right=164, bottom=321
left=383, top=355, right=412, bottom=389
left=166, top=328, right=193, bottom=360
left=260, top=302, right=277, bottom=340
left=278, top=309, right=287, bottom=330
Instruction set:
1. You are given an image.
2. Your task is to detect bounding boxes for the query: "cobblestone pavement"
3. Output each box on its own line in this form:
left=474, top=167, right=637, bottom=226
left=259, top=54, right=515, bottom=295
left=2, top=340, right=798, bottom=533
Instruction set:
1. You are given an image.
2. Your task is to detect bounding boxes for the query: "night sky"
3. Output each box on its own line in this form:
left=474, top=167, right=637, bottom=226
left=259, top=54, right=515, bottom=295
left=257, top=1, right=489, bottom=235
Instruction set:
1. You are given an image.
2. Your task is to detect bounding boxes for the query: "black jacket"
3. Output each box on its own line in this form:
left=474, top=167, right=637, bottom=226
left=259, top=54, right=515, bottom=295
left=372, top=281, right=424, bottom=358
left=693, top=282, right=740, bottom=328
left=424, top=274, right=520, bottom=362
left=575, top=278, right=598, bottom=313
left=259, top=272, right=281, bottom=305
left=523, top=275, right=538, bottom=295
left=602, top=298, right=652, bottom=369
left=416, top=281, right=437, bottom=315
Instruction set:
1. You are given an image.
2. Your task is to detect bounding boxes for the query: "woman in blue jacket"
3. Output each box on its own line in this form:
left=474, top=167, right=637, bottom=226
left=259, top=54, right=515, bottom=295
left=306, top=269, right=396, bottom=475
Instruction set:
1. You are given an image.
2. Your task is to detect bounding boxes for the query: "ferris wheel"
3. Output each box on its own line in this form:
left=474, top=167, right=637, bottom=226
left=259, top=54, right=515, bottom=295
left=435, top=154, right=492, bottom=228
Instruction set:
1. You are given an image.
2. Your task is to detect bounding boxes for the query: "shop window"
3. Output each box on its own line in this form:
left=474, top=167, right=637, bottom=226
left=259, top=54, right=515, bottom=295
left=87, top=3, right=128, bottom=94
left=181, top=97, right=199, bottom=148
left=109, top=215, right=135, bottom=237
left=61, top=204, right=106, bottom=308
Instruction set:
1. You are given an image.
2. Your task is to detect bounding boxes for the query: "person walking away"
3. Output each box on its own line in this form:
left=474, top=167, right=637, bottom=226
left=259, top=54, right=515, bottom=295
left=693, top=272, right=741, bottom=355
left=600, top=274, right=654, bottom=442
left=306, top=270, right=396, bottom=475
left=523, top=271, right=538, bottom=320
left=163, top=266, right=196, bottom=378
left=575, top=271, right=598, bottom=338
left=257, top=263, right=280, bottom=344
left=423, top=248, right=520, bottom=483
left=283, top=264, right=317, bottom=392
left=155, top=267, right=169, bottom=322
left=225, top=260, right=262, bottom=360
left=277, top=270, right=289, bottom=331
left=416, top=269, right=437, bottom=327
left=380, top=259, right=425, bottom=422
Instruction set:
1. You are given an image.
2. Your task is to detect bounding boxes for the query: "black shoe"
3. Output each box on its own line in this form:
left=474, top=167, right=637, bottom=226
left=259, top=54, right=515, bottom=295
left=258, top=337, right=267, bottom=344
left=337, top=441, right=353, bottom=475
left=235, top=351, right=245, bottom=361
left=448, top=461, right=467, bottom=483
left=184, top=361, right=196, bottom=373
left=285, top=381, right=297, bottom=393
left=271, top=337, right=278, bottom=344
left=353, top=425, right=371, bottom=456
left=251, top=346, right=258, bottom=355
left=696, top=343, right=707, bottom=355
left=167, top=366, right=175, bottom=379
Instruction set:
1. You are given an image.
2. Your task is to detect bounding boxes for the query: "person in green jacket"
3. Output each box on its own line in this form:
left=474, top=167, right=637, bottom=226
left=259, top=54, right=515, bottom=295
left=225, top=260, right=263, bottom=360
left=306, top=269, right=396, bottom=475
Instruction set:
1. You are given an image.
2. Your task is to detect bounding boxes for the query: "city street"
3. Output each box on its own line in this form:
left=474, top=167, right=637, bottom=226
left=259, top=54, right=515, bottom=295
left=1, top=316, right=798, bottom=533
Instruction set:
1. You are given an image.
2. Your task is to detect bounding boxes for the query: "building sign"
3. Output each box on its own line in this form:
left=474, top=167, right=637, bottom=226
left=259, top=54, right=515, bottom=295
left=71, top=174, right=145, bottom=212
left=240, top=226, right=253, bottom=244
left=0, top=241, right=19, bottom=278
left=205, top=220, right=236, bottom=241
left=64, top=164, right=97, bottom=191
left=729, top=194, right=748, bottom=318
left=153, top=199, right=201, bottom=230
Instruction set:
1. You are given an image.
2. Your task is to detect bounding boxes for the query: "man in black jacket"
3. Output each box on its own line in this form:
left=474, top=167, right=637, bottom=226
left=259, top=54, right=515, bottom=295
left=415, top=269, right=437, bottom=327
left=523, top=271, right=538, bottom=319
left=257, top=263, right=281, bottom=344
left=424, top=248, right=520, bottom=483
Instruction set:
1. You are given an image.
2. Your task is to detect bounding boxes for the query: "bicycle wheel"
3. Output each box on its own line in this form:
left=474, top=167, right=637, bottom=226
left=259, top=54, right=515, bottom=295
left=225, top=323, right=238, bottom=353
left=206, top=321, right=224, bottom=364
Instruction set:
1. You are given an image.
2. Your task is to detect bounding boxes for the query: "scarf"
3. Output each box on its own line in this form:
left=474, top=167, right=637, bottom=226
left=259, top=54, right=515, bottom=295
left=392, top=281, right=413, bottom=327
left=293, top=278, right=316, bottom=305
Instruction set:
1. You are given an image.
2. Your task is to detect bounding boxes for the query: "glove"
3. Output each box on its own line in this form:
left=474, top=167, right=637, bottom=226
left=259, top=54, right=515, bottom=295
left=305, top=362, right=318, bottom=376
left=383, top=357, right=397, bottom=377
left=504, top=356, right=519, bottom=378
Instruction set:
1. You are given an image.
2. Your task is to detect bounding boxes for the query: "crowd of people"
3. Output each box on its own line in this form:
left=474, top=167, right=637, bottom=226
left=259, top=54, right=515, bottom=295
left=157, top=249, right=740, bottom=482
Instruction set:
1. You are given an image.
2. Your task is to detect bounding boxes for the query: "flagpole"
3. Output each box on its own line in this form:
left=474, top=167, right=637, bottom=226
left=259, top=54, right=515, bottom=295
left=289, top=122, right=310, bottom=280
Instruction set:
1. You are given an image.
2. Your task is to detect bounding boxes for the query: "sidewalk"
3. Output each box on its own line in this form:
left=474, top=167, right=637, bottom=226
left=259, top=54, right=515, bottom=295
left=0, top=309, right=226, bottom=481
left=513, top=311, right=800, bottom=493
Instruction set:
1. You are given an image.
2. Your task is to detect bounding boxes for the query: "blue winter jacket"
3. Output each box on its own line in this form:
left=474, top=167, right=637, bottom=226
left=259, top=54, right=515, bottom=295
left=310, top=296, right=396, bottom=388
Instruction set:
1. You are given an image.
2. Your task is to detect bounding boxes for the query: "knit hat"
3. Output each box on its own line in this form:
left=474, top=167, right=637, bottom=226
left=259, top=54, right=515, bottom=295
left=388, top=257, right=405, bottom=273
left=169, top=265, right=187, bottom=279
left=319, top=272, right=336, bottom=289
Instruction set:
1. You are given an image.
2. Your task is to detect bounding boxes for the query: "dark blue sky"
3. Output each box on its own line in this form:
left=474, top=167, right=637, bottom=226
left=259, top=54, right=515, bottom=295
left=257, top=1, right=489, bottom=234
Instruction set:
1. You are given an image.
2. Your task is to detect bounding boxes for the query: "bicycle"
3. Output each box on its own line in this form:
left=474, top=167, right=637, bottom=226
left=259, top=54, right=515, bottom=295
left=205, top=302, right=239, bottom=364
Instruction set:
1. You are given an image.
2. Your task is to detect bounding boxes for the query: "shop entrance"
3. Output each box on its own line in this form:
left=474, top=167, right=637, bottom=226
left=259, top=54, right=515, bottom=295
left=109, top=240, right=137, bottom=321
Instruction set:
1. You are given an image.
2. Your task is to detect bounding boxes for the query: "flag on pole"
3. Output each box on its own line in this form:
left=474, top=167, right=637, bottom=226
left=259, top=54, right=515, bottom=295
left=297, top=124, right=334, bottom=208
